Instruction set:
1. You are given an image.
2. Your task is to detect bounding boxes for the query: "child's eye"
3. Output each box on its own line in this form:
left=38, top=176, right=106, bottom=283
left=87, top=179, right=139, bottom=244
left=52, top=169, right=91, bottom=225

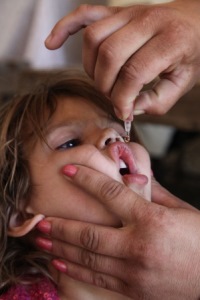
left=56, top=139, right=81, bottom=150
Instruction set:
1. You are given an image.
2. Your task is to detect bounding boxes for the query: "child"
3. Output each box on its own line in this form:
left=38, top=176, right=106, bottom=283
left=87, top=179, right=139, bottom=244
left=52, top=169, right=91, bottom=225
left=0, top=70, right=151, bottom=299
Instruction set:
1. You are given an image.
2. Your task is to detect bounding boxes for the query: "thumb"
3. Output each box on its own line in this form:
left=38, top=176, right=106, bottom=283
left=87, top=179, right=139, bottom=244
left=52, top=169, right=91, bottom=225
left=62, top=164, right=148, bottom=223
left=152, top=177, right=197, bottom=211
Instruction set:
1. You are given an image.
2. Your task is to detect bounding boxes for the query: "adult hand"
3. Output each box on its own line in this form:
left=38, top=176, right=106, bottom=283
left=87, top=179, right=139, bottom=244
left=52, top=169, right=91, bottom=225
left=45, top=0, right=200, bottom=120
left=36, top=165, right=200, bottom=300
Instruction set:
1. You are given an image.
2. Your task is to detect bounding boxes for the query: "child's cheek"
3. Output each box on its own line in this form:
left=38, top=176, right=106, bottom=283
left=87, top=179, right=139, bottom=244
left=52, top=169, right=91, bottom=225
left=59, top=146, right=123, bottom=183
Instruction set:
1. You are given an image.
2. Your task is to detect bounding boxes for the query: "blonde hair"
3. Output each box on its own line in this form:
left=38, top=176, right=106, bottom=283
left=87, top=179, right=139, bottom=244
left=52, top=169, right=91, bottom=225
left=0, top=70, right=139, bottom=292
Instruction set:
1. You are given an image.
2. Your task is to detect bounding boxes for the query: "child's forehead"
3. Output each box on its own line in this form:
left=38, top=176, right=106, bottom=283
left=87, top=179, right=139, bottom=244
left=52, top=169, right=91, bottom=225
left=20, top=88, right=122, bottom=150
left=54, top=94, right=110, bottom=119
left=43, top=95, right=120, bottom=135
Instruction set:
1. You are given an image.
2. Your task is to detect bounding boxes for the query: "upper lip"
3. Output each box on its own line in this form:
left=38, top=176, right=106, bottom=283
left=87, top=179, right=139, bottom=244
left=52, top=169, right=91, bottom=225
left=107, top=142, right=137, bottom=175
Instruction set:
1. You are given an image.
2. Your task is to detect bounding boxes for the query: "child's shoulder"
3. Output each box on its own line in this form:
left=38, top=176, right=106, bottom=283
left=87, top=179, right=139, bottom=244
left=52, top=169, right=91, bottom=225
left=0, top=276, right=59, bottom=300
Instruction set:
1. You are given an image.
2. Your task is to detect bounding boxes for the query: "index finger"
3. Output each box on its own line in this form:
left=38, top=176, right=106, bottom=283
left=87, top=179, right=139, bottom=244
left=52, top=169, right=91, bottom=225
left=45, top=5, right=117, bottom=49
left=62, top=164, right=149, bottom=223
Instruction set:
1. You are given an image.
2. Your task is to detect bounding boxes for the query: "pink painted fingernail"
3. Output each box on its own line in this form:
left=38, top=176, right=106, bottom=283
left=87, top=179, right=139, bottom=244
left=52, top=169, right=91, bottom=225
left=36, top=220, right=51, bottom=234
left=52, top=259, right=67, bottom=273
left=35, top=237, right=52, bottom=251
left=62, top=164, right=78, bottom=177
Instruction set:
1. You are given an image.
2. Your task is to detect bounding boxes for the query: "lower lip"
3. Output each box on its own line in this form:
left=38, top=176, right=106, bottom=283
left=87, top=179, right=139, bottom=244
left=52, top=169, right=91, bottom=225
left=123, top=173, right=148, bottom=185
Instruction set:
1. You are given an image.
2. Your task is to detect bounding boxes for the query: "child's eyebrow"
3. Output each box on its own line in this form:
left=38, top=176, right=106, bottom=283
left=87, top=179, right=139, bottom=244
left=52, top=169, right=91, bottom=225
left=45, top=115, right=115, bottom=135
left=44, top=118, right=125, bottom=142
left=45, top=120, right=83, bottom=136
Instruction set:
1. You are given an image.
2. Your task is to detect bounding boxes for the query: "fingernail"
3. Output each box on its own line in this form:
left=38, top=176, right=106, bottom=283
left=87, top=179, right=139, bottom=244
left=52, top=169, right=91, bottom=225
left=35, top=237, right=52, bottom=251
left=52, top=259, right=67, bottom=273
left=36, top=220, right=51, bottom=234
left=114, top=107, right=132, bottom=121
left=122, top=111, right=132, bottom=121
left=114, top=107, right=122, bottom=119
left=62, top=164, right=78, bottom=177
left=133, top=109, right=145, bottom=115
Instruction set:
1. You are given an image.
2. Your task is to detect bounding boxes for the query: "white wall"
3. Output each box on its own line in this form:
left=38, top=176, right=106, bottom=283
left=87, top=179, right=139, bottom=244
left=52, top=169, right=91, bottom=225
left=0, top=0, right=107, bottom=69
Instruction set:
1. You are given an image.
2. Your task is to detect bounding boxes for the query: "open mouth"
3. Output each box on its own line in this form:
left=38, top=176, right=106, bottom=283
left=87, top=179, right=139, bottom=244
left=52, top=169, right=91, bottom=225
left=107, top=142, right=136, bottom=177
left=119, top=159, right=130, bottom=176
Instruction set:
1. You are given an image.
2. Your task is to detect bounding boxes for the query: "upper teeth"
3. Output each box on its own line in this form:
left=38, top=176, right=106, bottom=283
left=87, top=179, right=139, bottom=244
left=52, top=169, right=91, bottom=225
left=119, top=159, right=127, bottom=169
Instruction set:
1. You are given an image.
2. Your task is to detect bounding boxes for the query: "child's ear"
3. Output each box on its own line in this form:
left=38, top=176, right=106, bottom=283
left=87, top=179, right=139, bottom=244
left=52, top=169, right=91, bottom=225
left=8, top=210, right=44, bottom=237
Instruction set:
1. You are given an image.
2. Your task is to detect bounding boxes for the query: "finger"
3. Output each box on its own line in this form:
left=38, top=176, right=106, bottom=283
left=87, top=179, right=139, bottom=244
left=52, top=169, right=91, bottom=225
left=62, top=164, right=148, bottom=223
left=92, top=16, right=153, bottom=96
left=39, top=217, right=130, bottom=258
left=49, top=238, right=127, bottom=279
left=110, top=36, right=179, bottom=119
left=151, top=177, right=198, bottom=211
left=82, top=7, right=146, bottom=81
left=82, top=7, right=127, bottom=78
left=45, top=5, right=117, bottom=49
left=134, top=66, right=196, bottom=115
left=110, top=22, right=193, bottom=119
left=51, top=259, right=127, bottom=297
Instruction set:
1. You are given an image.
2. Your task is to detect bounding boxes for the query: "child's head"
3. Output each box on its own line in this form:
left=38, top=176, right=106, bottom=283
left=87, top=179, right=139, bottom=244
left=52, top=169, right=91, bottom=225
left=0, top=70, right=151, bottom=290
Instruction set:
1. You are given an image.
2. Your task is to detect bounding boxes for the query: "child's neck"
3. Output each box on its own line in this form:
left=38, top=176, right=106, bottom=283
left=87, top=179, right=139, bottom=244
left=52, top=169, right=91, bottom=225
left=51, top=268, right=131, bottom=300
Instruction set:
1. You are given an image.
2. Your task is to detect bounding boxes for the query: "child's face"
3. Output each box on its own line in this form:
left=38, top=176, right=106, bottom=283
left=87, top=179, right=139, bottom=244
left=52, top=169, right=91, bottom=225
left=26, top=96, right=151, bottom=227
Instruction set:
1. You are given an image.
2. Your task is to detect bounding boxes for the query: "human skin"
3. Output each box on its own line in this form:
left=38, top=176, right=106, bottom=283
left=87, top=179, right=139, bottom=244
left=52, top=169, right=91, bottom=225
left=45, top=0, right=200, bottom=120
left=40, top=1, right=200, bottom=297
left=27, top=96, right=151, bottom=223
left=33, top=97, right=200, bottom=299
left=23, top=95, right=150, bottom=299
left=37, top=171, right=200, bottom=300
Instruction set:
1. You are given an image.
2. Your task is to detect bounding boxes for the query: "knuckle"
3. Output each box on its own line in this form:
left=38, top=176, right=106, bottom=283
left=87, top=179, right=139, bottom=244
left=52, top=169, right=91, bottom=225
left=80, top=225, right=100, bottom=251
left=143, top=6, right=165, bottom=20
left=100, top=179, right=127, bottom=202
left=168, top=20, right=189, bottom=43
left=119, top=61, right=142, bottom=84
left=139, top=6, right=170, bottom=27
left=167, top=21, right=195, bottom=57
left=93, top=273, right=108, bottom=289
left=83, top=25, right=99, bottom=48
left=76, top=4, right=92, bottom=15
left=136, top=207, right=169, bottom=267
left=129, top=6, right=167, bottom=36
left=152, top=205, right=170, bottom=229
left=92, top=272, right=127, bottom=294
left=143, top=205, right=168, bottom=232
left=80, top=249, right=97, bottom=270
left=98, top=41, right=116, bottom=67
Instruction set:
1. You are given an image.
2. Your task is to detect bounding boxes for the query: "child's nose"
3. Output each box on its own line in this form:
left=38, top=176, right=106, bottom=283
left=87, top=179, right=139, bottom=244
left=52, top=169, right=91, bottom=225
left=96, top=128, right=124, bottom=150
